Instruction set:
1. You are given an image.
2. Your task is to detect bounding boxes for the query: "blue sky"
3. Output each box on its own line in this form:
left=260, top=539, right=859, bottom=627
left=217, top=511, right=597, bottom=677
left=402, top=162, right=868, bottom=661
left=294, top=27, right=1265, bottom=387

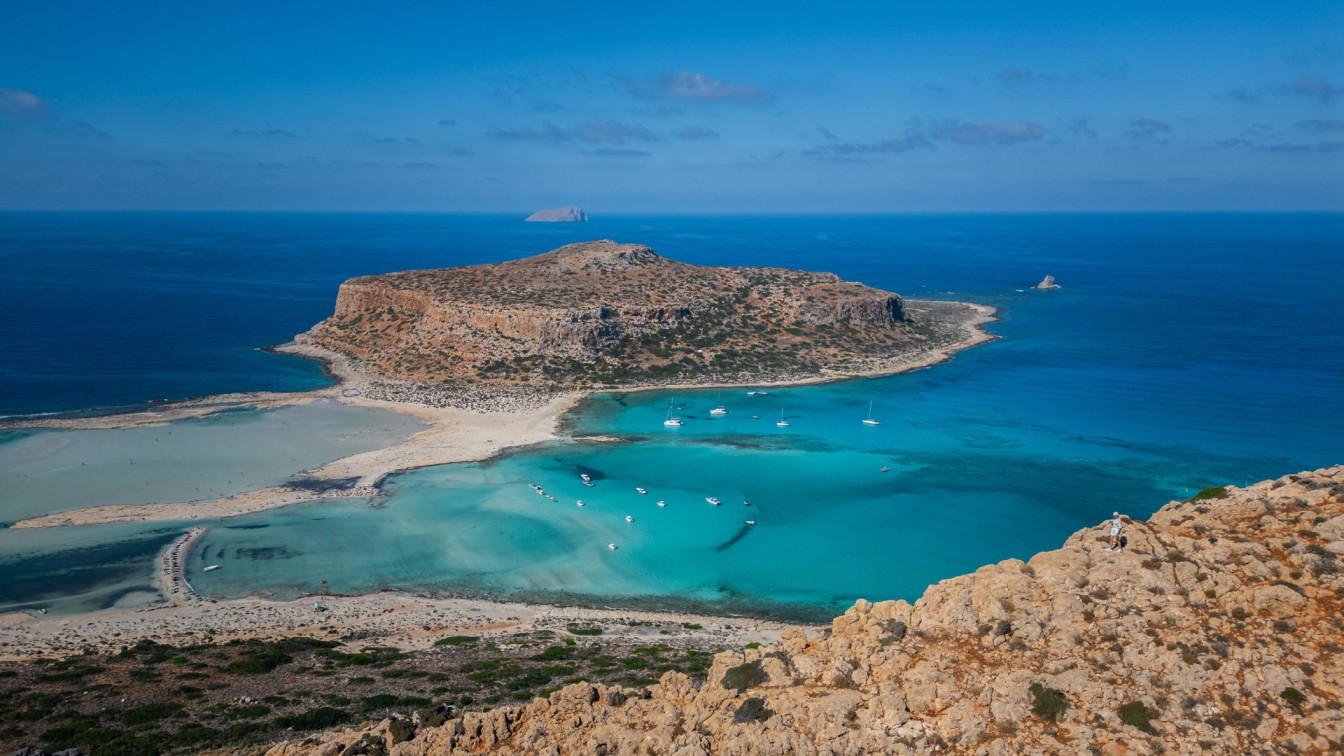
left=1, top=1, right=1341, bottom=212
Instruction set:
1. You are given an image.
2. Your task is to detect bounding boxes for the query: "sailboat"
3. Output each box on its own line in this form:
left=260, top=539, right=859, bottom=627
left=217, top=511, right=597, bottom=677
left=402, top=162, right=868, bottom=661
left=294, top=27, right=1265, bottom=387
left=662, top=400, right=683, bottom=427
left=775, top=409, right=790, bottom=428
left=862, top=401, right=881, bottom=426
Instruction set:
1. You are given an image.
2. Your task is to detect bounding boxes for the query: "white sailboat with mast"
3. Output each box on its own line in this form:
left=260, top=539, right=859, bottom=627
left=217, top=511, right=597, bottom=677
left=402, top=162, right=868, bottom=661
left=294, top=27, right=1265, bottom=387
left=862, top=401, right=881, bottom=426
left=663, top=400, right=683, bottom=427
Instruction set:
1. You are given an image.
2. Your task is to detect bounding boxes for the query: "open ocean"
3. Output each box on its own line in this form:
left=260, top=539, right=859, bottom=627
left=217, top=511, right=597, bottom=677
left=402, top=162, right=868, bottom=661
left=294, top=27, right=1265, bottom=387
left=1, top=212, right=1342, bottom=619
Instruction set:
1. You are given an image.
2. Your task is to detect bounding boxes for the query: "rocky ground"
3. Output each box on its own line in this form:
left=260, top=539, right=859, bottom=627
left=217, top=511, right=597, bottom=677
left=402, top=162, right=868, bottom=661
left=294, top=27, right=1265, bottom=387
left=256, top=466, right=1344, bottom=755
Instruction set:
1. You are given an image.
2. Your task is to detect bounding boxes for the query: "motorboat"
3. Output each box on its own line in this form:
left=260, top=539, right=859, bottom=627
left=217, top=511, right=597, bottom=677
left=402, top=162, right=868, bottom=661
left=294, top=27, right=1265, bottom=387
left=202, top=565, right=220, bottom=572
left=710, top=406, right=728, bottom=416
left=577, top=500, right=585, bottom=507
left=625, top=515, right=634, bottom=523
left=656, top=500, right=666, bottom=507
left=706, top=497, right=721, bottom=506
left=636, top=487, right=647, bottom=494
left=608, top=543, right=618, bottom=550
left=745, top=520, right=756, bottom=526
left=580, top=473, right=592, bottom=484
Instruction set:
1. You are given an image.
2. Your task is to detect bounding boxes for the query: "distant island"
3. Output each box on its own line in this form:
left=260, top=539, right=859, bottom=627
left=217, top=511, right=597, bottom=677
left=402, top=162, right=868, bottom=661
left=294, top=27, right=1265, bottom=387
left=297, top=240, right=995, bottom=401
left=1035, top=275, right=1059, bottom=290
left=525, top=206, right=588, bottom=222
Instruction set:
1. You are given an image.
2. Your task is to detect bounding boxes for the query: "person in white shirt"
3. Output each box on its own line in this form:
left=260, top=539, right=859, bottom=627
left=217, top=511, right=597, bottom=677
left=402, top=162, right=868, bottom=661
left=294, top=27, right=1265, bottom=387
left=1107, top=512, right=1124, bottom=552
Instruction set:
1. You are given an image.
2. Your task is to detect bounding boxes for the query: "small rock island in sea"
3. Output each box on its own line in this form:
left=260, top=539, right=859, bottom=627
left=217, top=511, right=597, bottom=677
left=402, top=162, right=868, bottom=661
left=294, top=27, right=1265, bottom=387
left=300, top=240, right=988, bottom=392
left=525, top=205, right=588, bottom=222
left=1035, top=274, right=1060, bottom=290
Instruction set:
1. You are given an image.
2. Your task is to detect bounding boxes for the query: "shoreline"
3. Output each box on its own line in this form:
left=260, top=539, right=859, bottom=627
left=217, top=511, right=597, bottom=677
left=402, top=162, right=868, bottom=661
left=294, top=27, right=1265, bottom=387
left=0, top=299, right=995, bottom=655
left=7, top=298, right=996, bottom=531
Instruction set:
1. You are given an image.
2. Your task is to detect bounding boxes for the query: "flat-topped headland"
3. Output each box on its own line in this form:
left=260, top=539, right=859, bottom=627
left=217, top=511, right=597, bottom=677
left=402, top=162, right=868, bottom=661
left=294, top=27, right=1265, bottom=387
left=295, top=239, right=995, bottom=402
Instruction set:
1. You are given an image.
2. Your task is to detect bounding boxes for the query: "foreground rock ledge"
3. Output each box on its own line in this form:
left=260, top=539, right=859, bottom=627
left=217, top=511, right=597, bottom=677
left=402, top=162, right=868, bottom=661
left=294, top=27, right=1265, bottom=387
left=265, top=466, right=1344, bottom=755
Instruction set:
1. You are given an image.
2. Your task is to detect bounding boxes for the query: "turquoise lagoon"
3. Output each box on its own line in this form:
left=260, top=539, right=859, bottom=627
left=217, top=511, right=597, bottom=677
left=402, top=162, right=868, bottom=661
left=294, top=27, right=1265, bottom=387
left=0, top=400, right=423, bottom=523
left=1, top=213, right=1341, bottom=620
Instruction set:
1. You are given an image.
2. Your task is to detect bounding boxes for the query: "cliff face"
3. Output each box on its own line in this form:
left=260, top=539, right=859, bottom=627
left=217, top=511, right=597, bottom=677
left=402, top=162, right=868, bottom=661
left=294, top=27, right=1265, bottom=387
left=303, top=241, right=916, bottom=387
left=265, top=466, right=1344, bottom=755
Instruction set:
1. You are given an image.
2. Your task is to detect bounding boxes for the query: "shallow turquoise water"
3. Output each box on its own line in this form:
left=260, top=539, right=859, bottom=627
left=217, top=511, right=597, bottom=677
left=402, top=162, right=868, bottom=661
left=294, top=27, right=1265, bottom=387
left=0, top=400, right=423, bottom=523
left=2, top=213, right=1341, bottom=619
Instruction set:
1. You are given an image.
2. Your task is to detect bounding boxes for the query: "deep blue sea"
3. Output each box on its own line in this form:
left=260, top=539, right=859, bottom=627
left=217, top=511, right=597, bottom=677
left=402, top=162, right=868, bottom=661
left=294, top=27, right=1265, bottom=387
left=1, top=212, right=1341, bottom=619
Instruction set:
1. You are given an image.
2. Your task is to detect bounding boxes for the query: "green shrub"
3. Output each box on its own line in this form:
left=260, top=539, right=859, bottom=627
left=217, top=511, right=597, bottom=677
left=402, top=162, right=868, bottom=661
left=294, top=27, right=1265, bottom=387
left=272, top=706, right=349, bottom=731
left=1188, top=487, right=1228, bottom=502
left=1118, top=701, right=1158, bottom=734
left=722, top=660, right=768, bottom=693
left=1029, top=683, right=1068, bottom=723
left=227, top=649, right=292, bottom=674
left=434, top=635, right=480, bottom=647
left=121, top=702, right=184, bottom=725
left=1281, top=687, right=1307, bottom=711
left=566, top=625, right=603, bottom=636
left=733, top=697, right=774, bottom=724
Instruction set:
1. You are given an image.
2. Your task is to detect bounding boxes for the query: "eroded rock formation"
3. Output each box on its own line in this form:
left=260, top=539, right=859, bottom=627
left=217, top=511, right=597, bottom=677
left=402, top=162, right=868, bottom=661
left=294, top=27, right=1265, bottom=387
left=264, top=466, right=1344, bottom=754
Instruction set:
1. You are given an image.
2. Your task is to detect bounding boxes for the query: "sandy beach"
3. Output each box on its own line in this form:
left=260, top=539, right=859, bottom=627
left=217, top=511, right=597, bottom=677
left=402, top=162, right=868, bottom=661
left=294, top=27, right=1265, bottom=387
left=0, top=302, right=991, bottom=659
left=7, top=300, right=994, bottom=530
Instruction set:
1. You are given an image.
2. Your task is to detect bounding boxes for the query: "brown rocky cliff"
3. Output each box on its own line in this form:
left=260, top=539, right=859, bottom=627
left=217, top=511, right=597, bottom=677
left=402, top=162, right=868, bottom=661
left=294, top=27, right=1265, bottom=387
left=301, top=241, right=916, bottom=387
left=263, top=466, right=1344, bottom=755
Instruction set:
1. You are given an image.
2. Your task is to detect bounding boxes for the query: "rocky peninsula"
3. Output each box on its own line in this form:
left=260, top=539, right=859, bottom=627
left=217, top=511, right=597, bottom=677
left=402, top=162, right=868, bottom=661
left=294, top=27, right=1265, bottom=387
left=299, top=240, right=994, bottom=398
left=259, top=466, right=1344, bottom=755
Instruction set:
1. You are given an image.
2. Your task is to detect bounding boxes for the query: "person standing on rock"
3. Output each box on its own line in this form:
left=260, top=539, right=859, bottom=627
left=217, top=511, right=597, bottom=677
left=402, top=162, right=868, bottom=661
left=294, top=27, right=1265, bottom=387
left=1107, top=512, right=1124, bottom=552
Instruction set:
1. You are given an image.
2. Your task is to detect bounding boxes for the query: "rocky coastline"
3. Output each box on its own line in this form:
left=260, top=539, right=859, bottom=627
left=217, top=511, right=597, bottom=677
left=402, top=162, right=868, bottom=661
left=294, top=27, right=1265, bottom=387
left=261, top=466, right=1344, bottom=755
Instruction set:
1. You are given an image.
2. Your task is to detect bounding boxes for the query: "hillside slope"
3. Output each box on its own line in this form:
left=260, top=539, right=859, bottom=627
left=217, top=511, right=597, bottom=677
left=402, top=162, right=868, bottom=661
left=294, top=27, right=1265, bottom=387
left=300, top=240, right=981, bottom=390
left=263, top=466, right=1344, bottom=754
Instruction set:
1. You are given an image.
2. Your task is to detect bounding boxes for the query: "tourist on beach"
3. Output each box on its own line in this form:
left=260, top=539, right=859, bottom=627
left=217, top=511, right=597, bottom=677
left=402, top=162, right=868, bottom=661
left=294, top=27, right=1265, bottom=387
left=1107, top=512, right=1124, bottom=552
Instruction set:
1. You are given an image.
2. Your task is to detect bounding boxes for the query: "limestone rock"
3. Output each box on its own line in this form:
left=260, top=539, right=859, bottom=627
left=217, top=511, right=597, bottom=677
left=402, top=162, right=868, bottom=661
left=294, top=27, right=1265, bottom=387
left=265, top=465, right=1344, bottom=755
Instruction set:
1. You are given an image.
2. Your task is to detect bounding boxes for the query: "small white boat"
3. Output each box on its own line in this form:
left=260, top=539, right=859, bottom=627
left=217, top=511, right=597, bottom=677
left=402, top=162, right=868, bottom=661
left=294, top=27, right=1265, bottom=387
left=706, top=497, right=721, bottom=506
left=862, top=401, right=881, bottom=426
left=880, top=466, right=890, bottom=473
left=528, top=483, right=541, bottom=491
left=625, top=515, right=634, bottom=523
left=580, top=473, right=592, bottom=484
left=656, top=500, right=666, bottom=507
left=663, top=400, right=683, bottom=427
left=745, top=520, right=756, bottom=526
left=636, top=487, right=647, bottom=495
left=710, top=406, right=727, bottom=416
left=776, top=409, right=790, bottom=428
left=746, top=390, right=758, bottom=396
left=743, top=499, right=751, bottom=506
left=202, top=565, right=220, bottom=572
left=608, top=543, right=618, bottom=550
left=577, top=500, right=585, bottom=507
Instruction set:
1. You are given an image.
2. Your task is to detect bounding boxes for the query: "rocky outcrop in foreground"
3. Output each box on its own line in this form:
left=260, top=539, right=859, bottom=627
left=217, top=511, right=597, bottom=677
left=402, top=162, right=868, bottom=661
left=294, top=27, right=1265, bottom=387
left=265, top=467, right=1344, bottom=754
left=302, top=241, right=954, bottom=390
